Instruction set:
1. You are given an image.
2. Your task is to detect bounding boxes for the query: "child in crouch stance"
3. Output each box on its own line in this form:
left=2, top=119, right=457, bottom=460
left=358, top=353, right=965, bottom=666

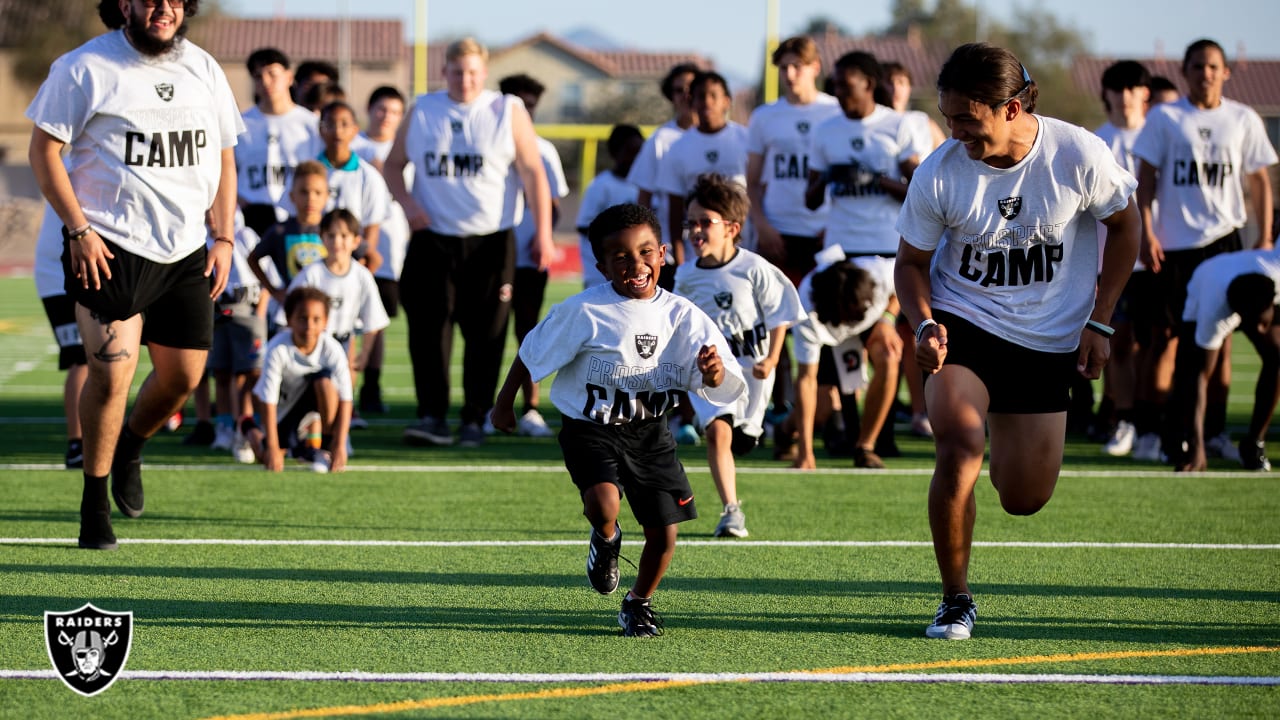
left=491, top=203, right=746, bottom=637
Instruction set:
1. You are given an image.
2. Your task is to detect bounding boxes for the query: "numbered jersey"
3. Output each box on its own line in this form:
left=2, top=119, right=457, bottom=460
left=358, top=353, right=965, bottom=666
left=519, top=285, right=746, bottom=425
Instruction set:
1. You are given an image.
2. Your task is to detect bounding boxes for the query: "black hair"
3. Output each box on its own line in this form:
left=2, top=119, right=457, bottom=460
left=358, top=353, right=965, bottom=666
left=247, top=47, right=289, bottom=75
left=1226, top=273, right=1277, bottom=321
left=606, top=124, right=643, bottom=158
left=810, top=262, right=877, bottom=328
left=1100, top=60, right=1151, bottom=112
left=367, top=85, right=405, bottom=109
left=1148, top=75, right=1180, bottom=96
left=937, top=42, right=1038, bottom=113
left=303, top=82, right=346, bottom=112
left=98, top=0, right=201, bottom=29
left=284, top=286, right=331, bottom=320
left=691, top=70, right=731, bottom=98
left=1183, top=38, right=1228, bottom=73
left=320, top=208, right=361, bottom=237
left=834, top=51, right=883, bottom=89
left=661, top=63, right=701, bottom=100
left=498, top=73, right=546, bottom=99
left=296, top=60, right=339, bottom=84
left=319, top=100, right=357, bottom=125
left=587, top=203, right=661, bottom=263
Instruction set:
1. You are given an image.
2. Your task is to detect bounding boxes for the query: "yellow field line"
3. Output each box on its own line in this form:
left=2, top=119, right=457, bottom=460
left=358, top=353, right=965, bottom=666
left=199, top=645, right=1280, bottom=720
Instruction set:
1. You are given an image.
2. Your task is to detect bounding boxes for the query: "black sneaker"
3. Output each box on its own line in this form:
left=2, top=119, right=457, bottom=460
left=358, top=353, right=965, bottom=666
left=586, top=523, right=621, bottom=595
left=183, top=420, right=216, bottom=446
left=618, top=596, right=664, bottom=637
left=65, top=441, right=84, bottom=469
left=78, top=497, right=117, bottom=551
left=925, top=593, right=977, bottom=640
left=1239, top=439, right=1272, bottom=472
left=110, top=455, right=144, bottom=518
left=853, top=446, right=886, bottom=469
left=403, top=416, right=454, bottom=446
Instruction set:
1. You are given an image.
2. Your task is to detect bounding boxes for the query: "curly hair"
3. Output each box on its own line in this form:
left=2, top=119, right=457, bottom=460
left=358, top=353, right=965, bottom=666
left=810, top=262, right=877, bottom=328
left=99, top=0, right=201, bottom=30
left=284, top=286, right=331, bottom=321
left=587, top=203, right=661, bottom=263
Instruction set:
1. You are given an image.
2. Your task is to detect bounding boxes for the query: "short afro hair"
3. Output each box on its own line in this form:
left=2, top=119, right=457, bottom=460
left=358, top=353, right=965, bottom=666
left=587, top=203, right=661, bottom=263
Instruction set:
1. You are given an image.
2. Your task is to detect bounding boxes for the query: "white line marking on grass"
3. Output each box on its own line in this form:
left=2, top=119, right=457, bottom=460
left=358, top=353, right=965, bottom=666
left=0, top=462, right=1274, bottom=479
left=2, top=537, right=1277, bottom=550
left=0, top=669, right=1275, bottom=686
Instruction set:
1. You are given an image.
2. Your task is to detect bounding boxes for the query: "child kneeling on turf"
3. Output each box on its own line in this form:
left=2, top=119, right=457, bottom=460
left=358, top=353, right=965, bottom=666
left=491, top=203, right=746, bottom=637
left=250, top=287, right=354, bottom=473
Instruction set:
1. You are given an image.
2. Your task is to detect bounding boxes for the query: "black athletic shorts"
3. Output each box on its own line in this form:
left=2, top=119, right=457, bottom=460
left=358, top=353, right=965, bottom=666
left=512, top=266, right=549, bottom=342
left=41, top=294, right=86, bottom=369
left=929, top=309, right=1077, bottom=414
left=1152, top=230, right=1243, bottom=330
left=62, top=238, right=214, bottom=350
left=375, top=276, right=400, bottom=318
left=778, top=233, right=824, bottom=286
left=276, top=370, right=329, bottom=451
left=558, top=416, right=698, bottom=528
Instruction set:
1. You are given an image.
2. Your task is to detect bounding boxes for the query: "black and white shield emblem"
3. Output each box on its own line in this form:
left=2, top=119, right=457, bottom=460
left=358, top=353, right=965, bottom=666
left=998, top=196, right=1023, bottom=220
left=635, top=333, right=658, bottom=359
left=450, top=119, right=464, bottom=133
left=796, top=121, right=810, bottom=134
left=45, top=603, right=133, bottom=697
left=1198, top=128, right=1212, bottom=140
left=851, top=137, right=864, bottom=151
left=705, top=150, right=719, bottom=164
left=154, top=83, right=174, bottom=102
left=714, top=291, right=733, bottom=310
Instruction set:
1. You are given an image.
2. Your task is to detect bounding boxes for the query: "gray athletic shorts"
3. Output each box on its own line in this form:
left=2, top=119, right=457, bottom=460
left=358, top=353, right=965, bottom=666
left=207, top=313, right=267, bottom=373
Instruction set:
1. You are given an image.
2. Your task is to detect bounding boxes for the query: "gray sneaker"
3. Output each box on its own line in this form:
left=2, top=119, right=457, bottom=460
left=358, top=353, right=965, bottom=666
left=458, top=422, right=485, bottom=448
left=403, top=416, right=454, bottom=446
left=925, top=593, right=977, bottom=640
left=714, top=503, right=748, bottom=538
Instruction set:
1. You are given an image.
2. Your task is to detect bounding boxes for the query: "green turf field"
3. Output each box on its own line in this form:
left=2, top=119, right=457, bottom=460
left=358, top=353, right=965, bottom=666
left=0, top=275, right=1276, bottom=719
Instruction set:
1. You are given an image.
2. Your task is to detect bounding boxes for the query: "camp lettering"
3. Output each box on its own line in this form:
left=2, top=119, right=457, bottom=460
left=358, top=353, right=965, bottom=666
left=773, top=153, right=809, bottom=179
left=831, top=179, right=884, bottom=197
left=581, top=384, right=681, bottom=424
left=728, top=320, right=769, bottom=359
left=422, top=152, right=485, bottom=177
left=247, top=164, right=293, bottom=191
left=124, top=129, right=206, bottom=167
left=1173, top=159, right=1233, bottom=187
left=958, top=242, right=1064, bottom=288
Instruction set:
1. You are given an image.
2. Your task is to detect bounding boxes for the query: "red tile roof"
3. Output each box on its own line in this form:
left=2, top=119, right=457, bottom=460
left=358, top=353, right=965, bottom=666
left=491, top=31, right=712, bottom=79
left=810, top=31, right=951, bottom=96
left=188, top=17, right=404, bottom=65
left=1072, top=56, right=1280, bottom=114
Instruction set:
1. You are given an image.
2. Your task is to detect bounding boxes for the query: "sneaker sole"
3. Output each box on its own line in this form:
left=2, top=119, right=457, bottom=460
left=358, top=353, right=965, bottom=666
left=402, top=429, right=456, bottom=446
left=78, top=537, right=119, bottom=550
left=925, top=624, right=971, bottom=640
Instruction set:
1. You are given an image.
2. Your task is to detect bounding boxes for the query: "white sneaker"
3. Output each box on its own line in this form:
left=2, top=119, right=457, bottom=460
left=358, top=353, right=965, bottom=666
left=231, top=430, right=256, bottom=464
left=212, top=424, right=235, bottom=451
left=517, top=408, right=555, bottom=438
left=1103, top=421, right=1136, bottom=457
left=1132, top=432, right=1162, bottom=462
left=1206, top=433, right=1241, bottom=462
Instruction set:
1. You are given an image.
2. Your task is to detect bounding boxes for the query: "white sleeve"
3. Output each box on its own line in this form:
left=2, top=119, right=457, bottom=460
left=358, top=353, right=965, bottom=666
left=626, top=135, right=661, bottom=192
left=654, top=147, right=685, bottom=197
left=211, top=61, right=246, bottom=147
left=24, top=55, right=90, bottom=144
left=518, top=300, right=590, bottom=383
left=357, top=269, right=390, bottom=334
left=757, top=262, right=806, bottom=329
left=895, top=163, right=948, bottom=252
left=543, top=146, right=570, bottom=199
left=360, top=164, right=395, bottom=226
left=576, top=177, right=606, bottom=229
left=254, top=342, right=287, bottom=404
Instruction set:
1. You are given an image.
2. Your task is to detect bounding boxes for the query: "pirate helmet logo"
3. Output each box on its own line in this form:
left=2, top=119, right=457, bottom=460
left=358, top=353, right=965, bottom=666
left=154, top=83, right=174, bottom=102
left=998, top=196, right=1023, bottom=220
left=796, top=121, right=810, bottom=134
left=850, top=137, right=864, bottom=151
left=705, top=150, right=719, bottom=164
left=714, top=291, right=733, bottom=310
left=635, top=333, right=658, bottom=359
left=45, top=603, right=133, bottom=696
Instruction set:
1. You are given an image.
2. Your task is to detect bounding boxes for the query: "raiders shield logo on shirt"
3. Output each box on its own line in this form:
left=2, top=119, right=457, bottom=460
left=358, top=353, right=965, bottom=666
left=998, top=196, right=1023, bottom=220
left=45, top=603, right=133, bottom=697
left=1198, top=128, right=1212, bottom=140
left=851, top=137, right=864, bottom=151
left=635, top=333, right=658, bottom=359
left=450, top=119, right=464, bottom=133
left=154, top=83, right=174, bottom=102
left=714, top=291, right=733, bottom=310
left=705, top=150, right=719, bottom=164
left=796, top=121, right=810, bottom=134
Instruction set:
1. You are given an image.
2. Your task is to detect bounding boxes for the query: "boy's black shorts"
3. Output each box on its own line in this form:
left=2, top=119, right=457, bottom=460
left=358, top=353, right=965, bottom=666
left=929, top=309, right=1077, bottom=414
left=41, top=294, right=86, bottom=369
left=375, top=277, right=400, bottom=318
left=558, top=416, right=698, bottom=528
left=63, top=238, right=213, bottom=349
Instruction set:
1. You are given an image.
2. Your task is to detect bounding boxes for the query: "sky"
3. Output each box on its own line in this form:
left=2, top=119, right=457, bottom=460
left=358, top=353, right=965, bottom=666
left=223, top=0, right=1279, bottom=84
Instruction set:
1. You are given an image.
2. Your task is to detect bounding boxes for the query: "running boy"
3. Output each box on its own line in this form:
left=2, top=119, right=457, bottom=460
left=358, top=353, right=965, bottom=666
left=490, top=203, right=745, bottom=636
left=674, top=174, right=803, bottom=537
left=252, top=286, right=354, bottom=473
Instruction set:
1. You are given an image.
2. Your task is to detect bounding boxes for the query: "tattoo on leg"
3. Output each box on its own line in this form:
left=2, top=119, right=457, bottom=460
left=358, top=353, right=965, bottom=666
left=92, top=315, right=131, bottom=363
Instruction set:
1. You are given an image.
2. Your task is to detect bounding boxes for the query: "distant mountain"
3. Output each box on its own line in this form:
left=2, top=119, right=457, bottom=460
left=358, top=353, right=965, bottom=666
left=561, top=27, right=623, bottom=50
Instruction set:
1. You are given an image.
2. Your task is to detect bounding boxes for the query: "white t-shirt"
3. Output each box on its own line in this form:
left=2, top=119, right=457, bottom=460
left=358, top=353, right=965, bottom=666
left=746, top=93, right=841, bottom=237
left=656, top=122, right=752, bottom=257
left=320, top=153, right=394, bottom=233
left=575, top=170, right=639, bottom=287
left=515, top=136, right=569, bottom=269
left=1132, top=96, right=1278, bottom=251
left=254, top=331, right=353, bottom=418
left=25, top=31, right=244, bottom=264
left=1095, top=121, right=1147, bottom=271
left=674, top=248, right=804, bottom=435
left=627, top=120, right=686, bottom=254
left=34, top=203, right=65, bottom=299
left=350, top=132, right=412, bottom=281
left=897, top=116, right=1137, bottom=352
left=286, top=260, right=390, bottom=344
left=793, top=254, right=896, bottom=365
left=1184, top=247, right=1280, bottom=350
left=811, top=106, right=927, bottom=255
left=236, top=104, right=322, bottom=218
left=518, top=284, right=746, bottom=425
left=403, top=89, right=522, bottom=236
